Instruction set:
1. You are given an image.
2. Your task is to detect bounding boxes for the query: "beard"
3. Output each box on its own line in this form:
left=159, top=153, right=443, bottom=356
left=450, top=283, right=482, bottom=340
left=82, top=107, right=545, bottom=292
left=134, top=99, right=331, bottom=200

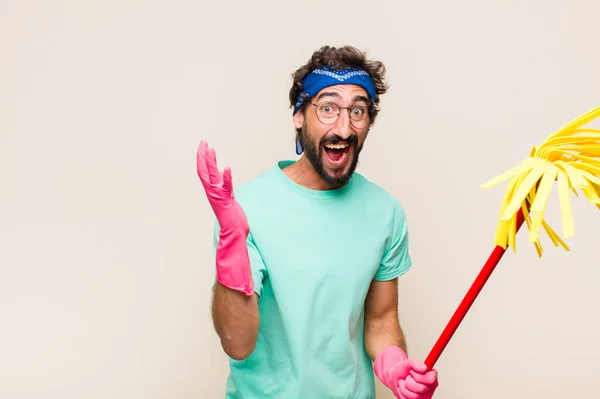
left=297, top=123, right=365, bottom=188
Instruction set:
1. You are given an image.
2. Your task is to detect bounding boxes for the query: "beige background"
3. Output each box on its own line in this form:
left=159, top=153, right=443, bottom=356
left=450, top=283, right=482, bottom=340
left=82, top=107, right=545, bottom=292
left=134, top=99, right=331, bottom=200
left=1, top=0, right=599, bottom=398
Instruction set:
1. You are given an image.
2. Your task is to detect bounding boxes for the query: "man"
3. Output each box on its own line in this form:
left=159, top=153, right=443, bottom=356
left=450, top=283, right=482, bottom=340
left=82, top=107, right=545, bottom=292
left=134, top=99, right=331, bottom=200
left=197, top=45, right=439, bottom=399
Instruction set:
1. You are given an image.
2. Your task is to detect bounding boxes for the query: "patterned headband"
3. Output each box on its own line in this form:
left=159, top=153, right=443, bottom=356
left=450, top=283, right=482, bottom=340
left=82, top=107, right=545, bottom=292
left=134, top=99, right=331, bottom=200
left=292, top=66, right=377, bottom=115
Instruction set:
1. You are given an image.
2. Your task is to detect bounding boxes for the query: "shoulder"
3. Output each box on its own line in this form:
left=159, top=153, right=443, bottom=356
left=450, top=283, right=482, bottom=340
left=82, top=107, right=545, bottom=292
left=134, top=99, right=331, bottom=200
left=351, top=172, right=404, bottom=209
left=350, top=172, right=409, bottom=228
left=231, top=164, right=280, bottom=204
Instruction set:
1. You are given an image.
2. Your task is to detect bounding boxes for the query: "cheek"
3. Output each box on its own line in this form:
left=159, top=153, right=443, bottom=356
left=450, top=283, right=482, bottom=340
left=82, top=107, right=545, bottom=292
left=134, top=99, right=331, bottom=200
left=357, top=129, right=369, bottom=144
left=305, top=118, right=328, bottom=143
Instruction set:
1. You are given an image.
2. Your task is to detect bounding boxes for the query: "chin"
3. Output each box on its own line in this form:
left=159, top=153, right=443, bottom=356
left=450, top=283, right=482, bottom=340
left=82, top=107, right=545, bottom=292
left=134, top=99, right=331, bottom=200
left=321, top=163, right=355, bottom=187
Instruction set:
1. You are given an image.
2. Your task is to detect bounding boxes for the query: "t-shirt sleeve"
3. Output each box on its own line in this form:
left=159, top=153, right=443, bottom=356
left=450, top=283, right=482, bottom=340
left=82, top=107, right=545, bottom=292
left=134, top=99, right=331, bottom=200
left=374, top=201, right=412, bottom=281
left=212, top=221, right=268, bottom=296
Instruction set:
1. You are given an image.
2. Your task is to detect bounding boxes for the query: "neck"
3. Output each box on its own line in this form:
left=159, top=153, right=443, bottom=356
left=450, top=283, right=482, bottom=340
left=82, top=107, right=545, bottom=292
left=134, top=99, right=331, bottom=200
left=282, top=156, right=342, bottom=190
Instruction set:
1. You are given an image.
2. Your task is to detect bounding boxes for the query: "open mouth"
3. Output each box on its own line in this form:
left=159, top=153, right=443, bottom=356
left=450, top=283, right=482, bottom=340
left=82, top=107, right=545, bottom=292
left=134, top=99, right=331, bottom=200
left=323, top=142, right=351, bottom=167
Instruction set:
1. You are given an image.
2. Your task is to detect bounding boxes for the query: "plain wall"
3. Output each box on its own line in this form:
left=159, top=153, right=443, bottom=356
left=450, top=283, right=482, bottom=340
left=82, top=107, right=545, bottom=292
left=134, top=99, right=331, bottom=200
left=1, top=1, right=599, bottom=398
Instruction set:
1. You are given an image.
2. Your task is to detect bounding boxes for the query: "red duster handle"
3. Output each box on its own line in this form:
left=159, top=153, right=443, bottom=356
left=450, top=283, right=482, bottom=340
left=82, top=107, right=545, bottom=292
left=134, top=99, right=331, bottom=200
left=424, top=208, right=526, bottom=369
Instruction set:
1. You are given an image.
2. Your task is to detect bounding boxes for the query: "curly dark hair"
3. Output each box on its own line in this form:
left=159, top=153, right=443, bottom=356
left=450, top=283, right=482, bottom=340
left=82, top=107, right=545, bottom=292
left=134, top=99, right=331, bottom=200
left=289, top=45, right=389, bottom=127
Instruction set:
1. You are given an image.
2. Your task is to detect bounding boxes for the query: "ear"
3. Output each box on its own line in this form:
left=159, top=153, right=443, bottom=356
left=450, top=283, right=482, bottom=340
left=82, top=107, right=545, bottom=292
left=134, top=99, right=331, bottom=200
left=293, top=109, right=304, bottom=129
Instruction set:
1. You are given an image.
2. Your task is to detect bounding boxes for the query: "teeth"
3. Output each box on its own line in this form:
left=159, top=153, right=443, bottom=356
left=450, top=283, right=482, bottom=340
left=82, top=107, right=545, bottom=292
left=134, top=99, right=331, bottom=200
left=324, top=143, right=348, bottom=149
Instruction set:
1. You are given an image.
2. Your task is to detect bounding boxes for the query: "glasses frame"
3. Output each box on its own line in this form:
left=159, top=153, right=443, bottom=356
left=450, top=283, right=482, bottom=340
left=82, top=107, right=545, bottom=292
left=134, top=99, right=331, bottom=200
left=308, top=101, right=370, bottom=129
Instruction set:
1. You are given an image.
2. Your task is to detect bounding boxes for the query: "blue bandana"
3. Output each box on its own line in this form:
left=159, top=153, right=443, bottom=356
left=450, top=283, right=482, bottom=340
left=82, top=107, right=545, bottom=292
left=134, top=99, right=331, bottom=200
left=292, top=66, right=377, bottom=115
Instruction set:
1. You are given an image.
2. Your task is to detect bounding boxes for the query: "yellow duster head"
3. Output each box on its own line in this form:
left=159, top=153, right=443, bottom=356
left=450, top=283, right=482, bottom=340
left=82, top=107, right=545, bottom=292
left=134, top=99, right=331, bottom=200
left=481, top=106, right=600, bottom=257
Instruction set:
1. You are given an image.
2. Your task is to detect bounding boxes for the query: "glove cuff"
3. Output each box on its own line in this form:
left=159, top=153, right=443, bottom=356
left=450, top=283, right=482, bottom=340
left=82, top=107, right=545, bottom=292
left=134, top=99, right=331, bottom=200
left=373, top=346, right=408, bottom=390
left=215, top=227, right=254, bottom=296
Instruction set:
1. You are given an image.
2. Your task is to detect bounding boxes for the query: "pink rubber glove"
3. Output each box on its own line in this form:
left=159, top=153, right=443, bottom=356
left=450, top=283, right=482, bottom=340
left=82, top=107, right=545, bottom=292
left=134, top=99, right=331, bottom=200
left=374, top=346, right=439, bottom=399
left=196, top=140, right=254, bottom=296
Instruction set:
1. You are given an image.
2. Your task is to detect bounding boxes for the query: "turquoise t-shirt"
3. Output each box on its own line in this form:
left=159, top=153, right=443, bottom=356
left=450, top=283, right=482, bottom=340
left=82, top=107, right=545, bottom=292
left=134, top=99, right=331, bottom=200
left=213, top=160, right=412, bottom=399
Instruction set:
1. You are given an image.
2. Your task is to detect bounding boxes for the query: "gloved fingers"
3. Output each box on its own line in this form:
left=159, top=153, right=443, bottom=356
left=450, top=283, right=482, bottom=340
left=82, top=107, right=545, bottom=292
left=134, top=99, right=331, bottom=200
left=406, top=359, right=428, bottom=374
left=409, top=367, right=438, bottom=387
left=397, top=379, right=421, bottom=399
left=222, top=167, right=233, bottom=197
left=196, top=140, right=210, bottom=184
left=404, top=375, right=434, bottom=395
left=205, top=146, right=222, bottom=185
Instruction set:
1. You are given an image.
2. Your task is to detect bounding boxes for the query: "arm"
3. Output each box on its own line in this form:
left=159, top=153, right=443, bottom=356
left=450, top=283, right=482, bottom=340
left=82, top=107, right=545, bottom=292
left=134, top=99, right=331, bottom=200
left=364, top=278, right=407, bottom=361
left=212, top=283, right=260, bottom=360
left=368, top=202, right=438, bottom=398
left=196, top=140, right=260, bottom=360
left=366, top=279, right=439, bottom=399
left=211, top=227, right=265, bottom=360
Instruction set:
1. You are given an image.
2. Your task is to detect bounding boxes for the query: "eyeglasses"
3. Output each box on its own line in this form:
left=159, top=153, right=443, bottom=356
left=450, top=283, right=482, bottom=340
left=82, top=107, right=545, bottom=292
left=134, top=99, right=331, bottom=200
left=308, top=101, right=370, bottom=128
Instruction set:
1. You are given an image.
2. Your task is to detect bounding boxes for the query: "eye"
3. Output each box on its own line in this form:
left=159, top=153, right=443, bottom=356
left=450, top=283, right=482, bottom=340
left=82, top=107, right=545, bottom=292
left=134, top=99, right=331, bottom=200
left=351, top=106, right=366, bottom=117
left=319, top=103, right=337, bottom=114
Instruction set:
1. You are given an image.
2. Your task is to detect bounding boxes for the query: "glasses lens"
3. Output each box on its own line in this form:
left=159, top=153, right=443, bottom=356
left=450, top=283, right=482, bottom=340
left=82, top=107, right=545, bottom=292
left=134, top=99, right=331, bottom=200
left=315, top=102, right=370, bottom=128
left=317, top=103, right=339, bottom=124
left=349, top=106, right=369, bottom=128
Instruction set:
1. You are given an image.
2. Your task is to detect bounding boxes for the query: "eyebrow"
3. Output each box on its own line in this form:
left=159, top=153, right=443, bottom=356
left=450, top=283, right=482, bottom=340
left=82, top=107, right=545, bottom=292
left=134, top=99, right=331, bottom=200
left=352, top=95, right=369, bottom=105
left=315, top=92, right=370, bottom=105
left=315, top=92, right=340, bottom=102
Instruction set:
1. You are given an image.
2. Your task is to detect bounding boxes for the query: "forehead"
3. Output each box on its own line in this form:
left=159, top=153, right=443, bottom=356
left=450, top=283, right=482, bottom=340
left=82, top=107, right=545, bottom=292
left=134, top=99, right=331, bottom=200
left=313, top=84, right=369, bottom=103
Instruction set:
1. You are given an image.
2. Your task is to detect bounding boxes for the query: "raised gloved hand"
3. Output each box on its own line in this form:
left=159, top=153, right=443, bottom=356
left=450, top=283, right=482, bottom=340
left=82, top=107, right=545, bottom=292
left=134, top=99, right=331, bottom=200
left=374, top=346, right=439, bottom=399
left=196, top=140, right=254, bottom=296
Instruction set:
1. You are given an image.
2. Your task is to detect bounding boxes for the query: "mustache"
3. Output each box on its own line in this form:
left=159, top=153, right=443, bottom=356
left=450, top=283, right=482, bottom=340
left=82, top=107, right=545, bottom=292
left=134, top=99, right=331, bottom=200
left=320, top=134, right=358, bottom=146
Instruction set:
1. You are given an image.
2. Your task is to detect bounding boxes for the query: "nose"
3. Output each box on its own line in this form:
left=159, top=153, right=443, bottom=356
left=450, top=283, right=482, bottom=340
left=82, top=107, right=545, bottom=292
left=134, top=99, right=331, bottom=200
left=332, top=108, right=352, bottom=139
